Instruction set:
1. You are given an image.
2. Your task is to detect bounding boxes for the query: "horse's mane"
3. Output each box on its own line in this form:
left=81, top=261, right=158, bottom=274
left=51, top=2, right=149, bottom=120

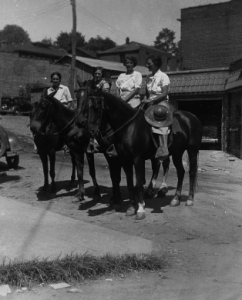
left=102, top=91, right=135, bottom=115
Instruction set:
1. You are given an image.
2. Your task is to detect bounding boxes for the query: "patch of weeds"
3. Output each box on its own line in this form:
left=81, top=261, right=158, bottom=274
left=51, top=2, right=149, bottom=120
left=0, top=252, right=169, bottom=287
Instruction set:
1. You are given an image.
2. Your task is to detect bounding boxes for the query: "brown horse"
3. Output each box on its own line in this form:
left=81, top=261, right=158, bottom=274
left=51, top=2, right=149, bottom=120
left=87, top=91, right=203, bottom=220
left=75, top=86, right=122, bottom=206
left=30, top=92, right=101, bottom=202
left=30, top=106, right=76, bottom=194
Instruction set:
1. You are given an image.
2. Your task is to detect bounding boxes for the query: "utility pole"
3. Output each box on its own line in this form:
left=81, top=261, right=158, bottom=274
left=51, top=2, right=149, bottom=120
left=70, top=0, right=76, bottom=102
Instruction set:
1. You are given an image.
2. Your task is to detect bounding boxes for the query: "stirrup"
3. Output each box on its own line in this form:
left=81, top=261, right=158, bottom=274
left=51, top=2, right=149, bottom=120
left=106, top=144, right=118, bottom=157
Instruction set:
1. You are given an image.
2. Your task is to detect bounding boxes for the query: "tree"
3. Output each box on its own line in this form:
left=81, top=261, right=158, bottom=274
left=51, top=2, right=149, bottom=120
left=41, top=37, right=54, bottom=46
left=0, top=24, right=31, bottom=44
left=84, top=35, right=116, bottom=52
left=55, top=31, right=86, bottom=51
left=154, top=28, right=177, bottom=54
left=173, top=40, right=182, bottom=57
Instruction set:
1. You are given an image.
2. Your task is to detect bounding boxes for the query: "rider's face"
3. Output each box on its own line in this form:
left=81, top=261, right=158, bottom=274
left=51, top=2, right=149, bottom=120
left=145, top=59, right=155, bottom=72
left=94, top=71, right=102, bottom=82
left=51, top=75, right=60, bottom=88
left=125, top=59, right=134, bottom=71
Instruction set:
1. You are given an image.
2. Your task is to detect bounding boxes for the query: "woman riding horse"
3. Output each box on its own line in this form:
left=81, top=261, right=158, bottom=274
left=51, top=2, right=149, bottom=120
left=143, top=55, right=172, bottom=161
left=116, top=56, right=142, bottom=108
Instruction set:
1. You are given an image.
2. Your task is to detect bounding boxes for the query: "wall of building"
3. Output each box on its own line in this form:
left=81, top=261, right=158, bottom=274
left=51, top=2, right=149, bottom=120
left=0, top=52, right=70, bottom=99
left=226, top=90, right=242, bottom=158
left=181, top=0, right=242, bottom=70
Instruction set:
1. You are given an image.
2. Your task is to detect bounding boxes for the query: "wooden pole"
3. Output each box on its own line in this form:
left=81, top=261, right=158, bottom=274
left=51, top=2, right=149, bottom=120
left=70, top=0, right=76, bottom=102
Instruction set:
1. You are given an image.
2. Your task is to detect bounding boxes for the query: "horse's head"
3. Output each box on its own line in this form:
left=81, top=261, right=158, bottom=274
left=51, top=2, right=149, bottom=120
left=87, top=95, right=104, bottom=137
left=29, top=95, right=54, bottom=135
left=76, top=86, right=89, bottom=128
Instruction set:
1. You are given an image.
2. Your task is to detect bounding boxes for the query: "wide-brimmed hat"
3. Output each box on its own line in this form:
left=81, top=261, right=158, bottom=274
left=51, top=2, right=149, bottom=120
left=145, top=105, right=173, bottom=128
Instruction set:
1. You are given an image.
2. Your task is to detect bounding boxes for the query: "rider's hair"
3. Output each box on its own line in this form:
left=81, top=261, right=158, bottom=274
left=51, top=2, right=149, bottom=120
left=123, top=56, right=137, bottom=67
left=146, top=55, right=162, bottom=68
left=50, top=71, right=62, bottom=82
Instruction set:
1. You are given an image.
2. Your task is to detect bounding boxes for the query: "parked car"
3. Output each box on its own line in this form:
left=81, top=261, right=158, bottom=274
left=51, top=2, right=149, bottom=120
left=0, top=96, right=32, bottom=116
left=0, top=124, right=23, bottom=169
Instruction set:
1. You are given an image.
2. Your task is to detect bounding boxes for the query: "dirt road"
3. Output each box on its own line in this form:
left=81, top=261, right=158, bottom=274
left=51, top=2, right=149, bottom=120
left=1, top=115, right=242, bottom=299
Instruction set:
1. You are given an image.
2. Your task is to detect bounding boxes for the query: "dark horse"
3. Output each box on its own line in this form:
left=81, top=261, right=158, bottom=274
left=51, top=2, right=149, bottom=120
left=30, top=102, right=76, bottom=194
left=30, top=90, right=123, bottom=204
left=87, top=91, right=203, bottom=220
left=30, top=92, right=102, bottom=202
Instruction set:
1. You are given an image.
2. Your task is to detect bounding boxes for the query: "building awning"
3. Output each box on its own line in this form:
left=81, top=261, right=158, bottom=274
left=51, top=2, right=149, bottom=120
left=225, top=70, right=242, bottom=90
left=167, top=68, right=229, bottom=94
left=56, top=54, right=150, bottom=75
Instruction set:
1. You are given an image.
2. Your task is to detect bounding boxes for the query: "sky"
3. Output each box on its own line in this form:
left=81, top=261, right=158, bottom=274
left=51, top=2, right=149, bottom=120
left=0, top=0, right=229, bottom=46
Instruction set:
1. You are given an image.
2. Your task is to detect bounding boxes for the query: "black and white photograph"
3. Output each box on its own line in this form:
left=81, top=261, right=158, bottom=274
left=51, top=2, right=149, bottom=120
left=0, top=0, right=241, bottom=299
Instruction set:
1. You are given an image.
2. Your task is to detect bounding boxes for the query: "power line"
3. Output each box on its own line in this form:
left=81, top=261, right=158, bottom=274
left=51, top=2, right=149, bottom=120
left=21, top=2, right=69, bottom=26
left=76, top=3, right=128, bottom=42
left=0, top=0, right=67, bottom=19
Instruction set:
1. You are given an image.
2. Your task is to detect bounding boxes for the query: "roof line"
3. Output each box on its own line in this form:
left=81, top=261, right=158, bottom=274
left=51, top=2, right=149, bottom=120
left=167, top=67, right=229, bottom=75
left=181, top=0, right=231, bottom=11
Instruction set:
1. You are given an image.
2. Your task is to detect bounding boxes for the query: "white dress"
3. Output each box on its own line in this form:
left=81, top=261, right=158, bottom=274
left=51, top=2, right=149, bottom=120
left=47, top=84, right=73, bottom=104
left=116, top=71, right=142, bottom=108
left=146, top=70, right=171, bottom=135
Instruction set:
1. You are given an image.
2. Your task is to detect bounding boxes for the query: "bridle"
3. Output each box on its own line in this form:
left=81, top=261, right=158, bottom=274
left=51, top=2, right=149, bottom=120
left=31, top=97, right=77, bottom=139
left=87, top=94, right=143, bottom=139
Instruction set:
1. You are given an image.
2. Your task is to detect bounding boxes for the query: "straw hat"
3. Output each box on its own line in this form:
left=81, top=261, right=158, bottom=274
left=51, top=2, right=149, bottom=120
left=145, top=105, right=173, bottom=128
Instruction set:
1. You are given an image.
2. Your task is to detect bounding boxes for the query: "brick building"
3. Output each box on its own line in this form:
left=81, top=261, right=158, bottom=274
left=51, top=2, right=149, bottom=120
left=0, top=52, right=70, bottom=99
left=181, top=0, right=242, bottom=70
left=224, top=59, right=242, bottom=158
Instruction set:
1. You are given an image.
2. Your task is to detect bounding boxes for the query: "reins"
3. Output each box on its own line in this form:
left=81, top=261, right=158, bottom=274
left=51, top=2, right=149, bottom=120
left=105, top=106, right=142, bottom=138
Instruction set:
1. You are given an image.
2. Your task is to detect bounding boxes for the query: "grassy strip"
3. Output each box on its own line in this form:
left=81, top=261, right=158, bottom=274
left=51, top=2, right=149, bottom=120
left=0, top=252, right=168, bottom=287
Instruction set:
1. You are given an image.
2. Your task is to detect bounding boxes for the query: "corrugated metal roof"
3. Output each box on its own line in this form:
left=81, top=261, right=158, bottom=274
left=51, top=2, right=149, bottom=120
left=56, top=54, right=150, bottom=75
left=168, top=69, right=229, bottom=94
left=225, top=70, right=242, bottom=90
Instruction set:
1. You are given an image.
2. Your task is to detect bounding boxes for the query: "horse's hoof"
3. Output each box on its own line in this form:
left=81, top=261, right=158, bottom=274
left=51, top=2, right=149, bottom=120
left=126, top=206, right=136, bottom=216
left=157, top=186, right=168, bottom=197
left=135, top=212, right=146, bottom=220
left=170, top=199, right=180, bottom=207
left=75, top=192, right=85, bottom=200
left=186, top=200, right=194, bottom=206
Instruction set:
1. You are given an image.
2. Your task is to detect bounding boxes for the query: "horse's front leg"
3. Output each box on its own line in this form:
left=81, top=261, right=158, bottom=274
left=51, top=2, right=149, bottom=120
left=86, top=152, right=101, bottom=202
left=104, top=154, right=122, bottom=209
left=122, top=158, right=136, bottom=216
left=74, top=151, right=85, bottom=200
left=186, top=149, right=199, bottom=206
left=157, top=157, right=170, bottom=197
left=70, top=151, right=76, bottom=184
left=145, top=158, right=161, bottom=198
left=170, top=153, right=185, bottom=207
left=49, top=149, right=57, bottom=194
left=38, top=152, right=49, bottom=191
left=134, top=157, right=146, bottom=220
